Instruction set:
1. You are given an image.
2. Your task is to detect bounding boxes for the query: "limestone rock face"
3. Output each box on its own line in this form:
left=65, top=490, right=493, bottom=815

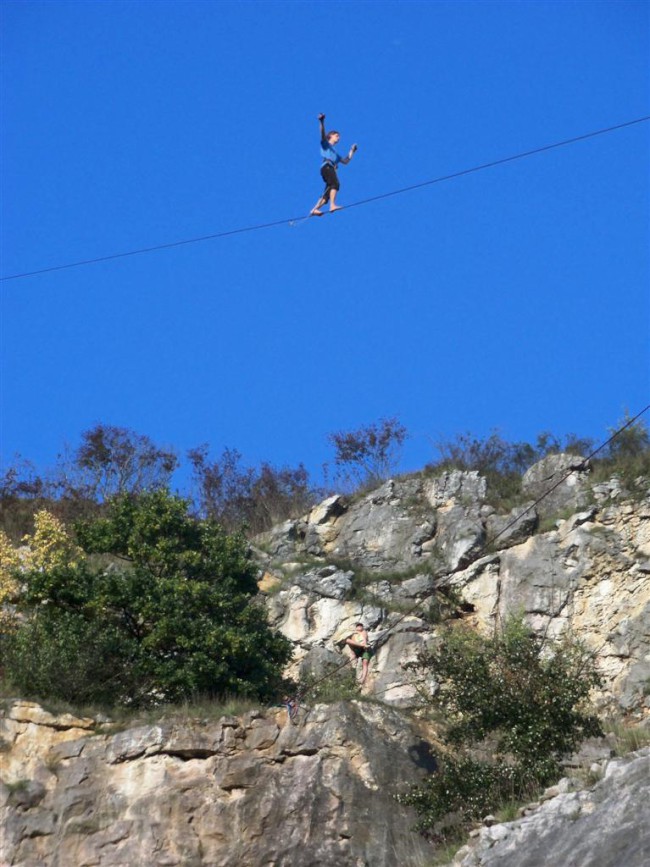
left=3, top=461, right=650, bottom=866
left=0, top=699, right=435, bottom=867
left=258, top=474, right=486, bottom=573
left=452, top=748, right=650, bottom=867
left=521, top=452, right=590, bottom=516
left=452, top=500, right=650, bottom=710
left=260, top=470, right=650, bottom=713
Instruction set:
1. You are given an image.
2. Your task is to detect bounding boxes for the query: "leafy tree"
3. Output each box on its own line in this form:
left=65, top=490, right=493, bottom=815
left=327, top=416, right=408, bottom=490
left=399, top=618, right=602, bottom=840
left=0, top=531, right=22, bottom=614
left=189, top=445, right=316, bottom=535
left=1, top=510, right=82, bottom=616
left=1, top=491, right=292, bottom=707
left=24, top=509, right=83, bottom=571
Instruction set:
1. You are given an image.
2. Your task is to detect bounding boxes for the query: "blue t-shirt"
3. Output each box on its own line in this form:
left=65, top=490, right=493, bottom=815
left=320, top=138, right=342, bottom=166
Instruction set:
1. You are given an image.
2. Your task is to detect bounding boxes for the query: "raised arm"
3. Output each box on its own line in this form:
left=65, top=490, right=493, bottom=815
left=318, top=113, right=327, bottom=141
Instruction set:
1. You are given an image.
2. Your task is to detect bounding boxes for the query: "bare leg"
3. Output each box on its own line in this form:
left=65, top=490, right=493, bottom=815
left=344, top=641, right=361, bottom=675
left=329, top=188, right=342, bottom=212
left=356, top=658, right=369, bottom=684
left=311, top=196, right=326, bottom=216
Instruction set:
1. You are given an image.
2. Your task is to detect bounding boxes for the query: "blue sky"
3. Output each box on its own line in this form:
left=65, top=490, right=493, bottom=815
left=1, top=0, right=649, bottom=489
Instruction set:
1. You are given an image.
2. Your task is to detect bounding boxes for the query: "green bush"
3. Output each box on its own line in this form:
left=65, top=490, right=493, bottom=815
left=1, top=491, right=292, bottom=708
left=2, top=606, right=140, bottom=706
left=398, top=618, right=602, bottom=841
left=400, top=755, right=532, bottom=838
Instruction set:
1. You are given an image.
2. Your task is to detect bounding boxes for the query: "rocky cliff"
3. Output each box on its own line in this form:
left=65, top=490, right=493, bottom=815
left=452, top=748, right=650, bottom=867
left=2, top=457, right=649, bottom=866
left=0, top=699, right=435, bottom=867
left=257, top=460, right=650, bottom=714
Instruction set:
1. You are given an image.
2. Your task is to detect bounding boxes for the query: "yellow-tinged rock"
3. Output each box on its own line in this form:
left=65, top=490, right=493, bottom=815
left=9, top=701, right=95, bottom=731
left=258, top=571, right=282, bottom=592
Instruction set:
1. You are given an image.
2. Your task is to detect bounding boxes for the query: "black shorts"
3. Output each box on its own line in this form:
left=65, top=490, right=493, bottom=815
left=321, top=163, right=340, bottom=197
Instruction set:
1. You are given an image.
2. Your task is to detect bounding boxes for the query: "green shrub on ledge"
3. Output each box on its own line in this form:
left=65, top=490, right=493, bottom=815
left=398, top=617, right=602, bottom=841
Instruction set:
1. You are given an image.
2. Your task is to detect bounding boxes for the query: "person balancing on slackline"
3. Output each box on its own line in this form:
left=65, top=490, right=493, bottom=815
left=311, top=113, right=358, bottom=216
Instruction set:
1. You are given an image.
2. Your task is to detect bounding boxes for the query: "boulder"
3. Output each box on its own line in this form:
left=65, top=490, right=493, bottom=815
left=423, top=469, right=487, bottom=507
left=522, top=453, right=590, bottom=517
left=454, top=749, right=650, bottom=867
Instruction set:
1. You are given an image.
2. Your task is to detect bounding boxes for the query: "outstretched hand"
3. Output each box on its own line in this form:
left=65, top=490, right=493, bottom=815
left=318, top=113, right=326, bottom=121
left=351, top=143, right=358, bottom=152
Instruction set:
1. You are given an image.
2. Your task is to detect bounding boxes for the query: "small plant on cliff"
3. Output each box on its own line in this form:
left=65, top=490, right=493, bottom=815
left=0, top=491, right=292, bottom=708
left=591, top=414, right=650, bottom=495
left=397, top=618, right=602, bottom=841
left=327, top=416, right=408, bottom=491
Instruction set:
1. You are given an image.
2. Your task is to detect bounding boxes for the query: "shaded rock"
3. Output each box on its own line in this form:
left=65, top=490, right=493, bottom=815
left=369, top=624, right=433, bottom=706
left=296, top=567, right=354, bottom=600
left=298, top=646, right=344, bottom=681
left=256, top=518, right=305, bottom=560
left=486, top=503, right=538, bottom=549
left=522, top=452, right=590, bottom=517
left=436, top=504, right=485, bottom=570
left=454, top=749, right=650, bottom=867
left=7, top=779, right=46, bottom=809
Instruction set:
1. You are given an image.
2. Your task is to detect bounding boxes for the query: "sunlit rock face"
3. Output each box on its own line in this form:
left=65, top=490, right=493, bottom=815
left=0, top=699, right=435, bottom=867
left=259, top=462, right=650, bottom=714
left=2, top=460, right=649, bottom=867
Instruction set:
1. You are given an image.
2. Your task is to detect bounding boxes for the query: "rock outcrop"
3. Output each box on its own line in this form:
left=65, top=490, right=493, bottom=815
left=257, top=462, right=650, bottom=713
left=2, top=457, right=649, bottom=866
left=451, top=748, right=650, bottom=867
left=0, top=699, right=436, bottom=867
